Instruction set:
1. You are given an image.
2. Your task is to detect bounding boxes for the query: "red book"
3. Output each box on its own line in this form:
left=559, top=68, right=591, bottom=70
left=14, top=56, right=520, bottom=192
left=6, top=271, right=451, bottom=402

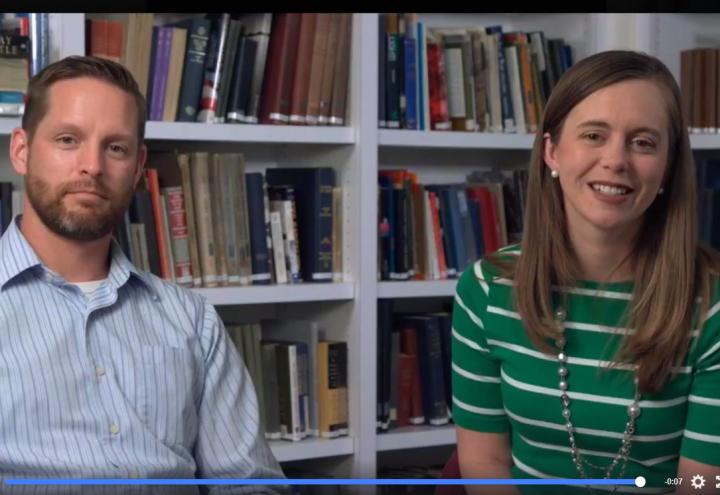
left=396, top=353, right=414, bottom=427
left=467, top=186, right=500, bottom=254
left=259, top=13, right=302, bottom=124
left=288, top=13, right=318, bottom=124
left=145, top=169, right=172, bottom=280
left=88, top=19, right=108, bottom=58
left=428, top=191, right=448, bottom=280
left=401, top=327, right=425, bottom=425
left=426, top=39, right=450, bottom=131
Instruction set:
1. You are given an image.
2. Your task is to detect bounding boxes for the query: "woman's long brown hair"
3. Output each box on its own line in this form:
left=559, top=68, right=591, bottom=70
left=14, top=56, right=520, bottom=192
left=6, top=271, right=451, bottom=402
left=488, top=50, right=720, bottom=394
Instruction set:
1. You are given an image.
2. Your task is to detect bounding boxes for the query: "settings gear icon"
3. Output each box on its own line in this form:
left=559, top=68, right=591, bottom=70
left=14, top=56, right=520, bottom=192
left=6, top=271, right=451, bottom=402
left=690, top=474, right=706, bottom=489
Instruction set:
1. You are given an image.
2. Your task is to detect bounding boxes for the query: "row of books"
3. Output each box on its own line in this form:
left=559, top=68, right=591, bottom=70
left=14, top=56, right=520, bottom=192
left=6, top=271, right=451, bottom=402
left=377, top=302, right=453, bottom=432
left=378, top=168, right=528, bottom=281
left=680, top=47, right=720, bottom=134
left=227, top=319, right=348, bottom=442
left=117, top=152, right=342, bottom=288
left=697, top=158, right=720, bottom=248
left=0, top=13, right=50, bottom=116
left=86, top=13, right=352, bottom=126
left=378, top=13, right=574, bottom=133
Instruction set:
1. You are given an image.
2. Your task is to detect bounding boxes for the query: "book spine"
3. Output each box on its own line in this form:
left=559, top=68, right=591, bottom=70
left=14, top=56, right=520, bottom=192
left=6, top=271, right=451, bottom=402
left=197, top=14, right=231, bottom=123
left=270, top=210, right=288, bottom=284
left=385, top=26, right=401, bottom=128
left=163, top=187, right=193, bottom=286
left=329, top=14, right=352, bottom=126
left=403, top=34, right=418, bottom=130
left=145, top=169, right=172, bottom=280
left=288, top=13, right=318, bottom=124
left=378, top=14, right=387, bottom=128
left=177, top=19, right=211, bottom=122
left=244, top=14, right=273, bottom=123
left=245, top=173, right=272, bottom=285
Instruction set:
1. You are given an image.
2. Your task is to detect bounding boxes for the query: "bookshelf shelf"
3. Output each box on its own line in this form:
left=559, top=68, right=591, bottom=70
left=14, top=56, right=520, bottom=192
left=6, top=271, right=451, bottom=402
left=270, top=436, right=355, bottom=462
left=376, top=425, right=456, bottom=452
left=689, top=133, right=720, bottom=150
left=377, top=280, right=457, bottom=299
left=378, top=129, right=535, bottom=149
left=193, top=282, right=355, bottom=306
left=0, top=117, right=21, bottom=135
left=145, top=122, right=355, bottom=144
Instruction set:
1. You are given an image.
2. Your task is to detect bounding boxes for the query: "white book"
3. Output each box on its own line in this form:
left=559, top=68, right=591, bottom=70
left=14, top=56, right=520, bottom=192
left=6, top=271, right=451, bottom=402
left=269, top=211, right=288, bottom=284
left=484, top=33, right=503, bottom=133
left=423, top=190, right=440, bottom=280
left=504, top=44, right=526, bottom=134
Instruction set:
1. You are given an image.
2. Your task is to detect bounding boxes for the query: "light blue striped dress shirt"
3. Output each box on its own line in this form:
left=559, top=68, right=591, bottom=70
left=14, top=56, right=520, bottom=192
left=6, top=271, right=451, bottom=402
left=0, top=216, right=287, bottom=494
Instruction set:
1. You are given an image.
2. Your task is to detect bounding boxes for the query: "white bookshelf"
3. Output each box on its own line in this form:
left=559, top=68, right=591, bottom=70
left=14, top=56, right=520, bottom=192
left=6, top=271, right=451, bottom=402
left=379, top=129, right=535, bottom=149
left=3, top=12, right=719, bottom=493
left=145, top=121, right=355, bottom=144
left=377, top=280, right=457, bottom=299
left=0, top=117, right=20, bottom=135
left=195, top=283, right=354, bottom=306
left=270, top=437, right=355, bottom=462
left=376, top=425, right=456, bottom=452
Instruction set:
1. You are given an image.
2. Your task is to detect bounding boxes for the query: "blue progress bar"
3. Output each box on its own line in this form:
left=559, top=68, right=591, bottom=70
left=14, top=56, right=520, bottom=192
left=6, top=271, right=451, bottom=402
left=5, top=478, right=639, bottom=486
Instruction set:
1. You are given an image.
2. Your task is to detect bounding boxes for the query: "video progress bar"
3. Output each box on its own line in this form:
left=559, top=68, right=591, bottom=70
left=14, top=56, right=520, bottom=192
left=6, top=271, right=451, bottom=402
left=5, top=477, right=645, bottom=487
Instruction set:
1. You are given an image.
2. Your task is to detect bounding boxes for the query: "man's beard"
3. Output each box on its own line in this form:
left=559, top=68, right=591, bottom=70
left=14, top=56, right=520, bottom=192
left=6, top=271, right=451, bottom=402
left=25, top=168, right=134, bottom=242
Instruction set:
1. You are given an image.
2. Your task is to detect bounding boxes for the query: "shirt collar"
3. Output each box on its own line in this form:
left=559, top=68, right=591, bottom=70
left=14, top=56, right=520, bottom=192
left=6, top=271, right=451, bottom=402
left=0, top=214, right=158, bottom=300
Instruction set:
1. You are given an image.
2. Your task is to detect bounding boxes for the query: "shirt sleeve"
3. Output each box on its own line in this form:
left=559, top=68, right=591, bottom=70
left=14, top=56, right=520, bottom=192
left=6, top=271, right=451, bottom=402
left=451, top=261, right=510, bottom=433
left=680, top=300, right=720, bottom=466
left=193, top=301, right=289, bottom=494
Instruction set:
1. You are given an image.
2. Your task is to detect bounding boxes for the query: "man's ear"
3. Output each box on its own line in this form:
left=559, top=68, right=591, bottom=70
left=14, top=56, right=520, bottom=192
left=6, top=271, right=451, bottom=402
left=543, top=132, right=559, bottom=172
left=133, top=143, right=147, bottom=188
left=9, top=127, right=29, bottom=176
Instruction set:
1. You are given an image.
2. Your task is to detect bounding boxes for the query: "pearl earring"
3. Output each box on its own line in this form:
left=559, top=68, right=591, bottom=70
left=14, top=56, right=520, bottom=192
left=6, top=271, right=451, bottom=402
left=658, top=187, right=664, bottom=195
left=550, top=169, right=559, bottom=178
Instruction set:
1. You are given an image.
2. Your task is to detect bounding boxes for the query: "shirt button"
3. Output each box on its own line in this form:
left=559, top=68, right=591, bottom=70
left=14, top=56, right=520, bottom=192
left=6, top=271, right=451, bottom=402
left=95, top=365, right=106, bottom=377
left=109, top=423, right=120, bottom=435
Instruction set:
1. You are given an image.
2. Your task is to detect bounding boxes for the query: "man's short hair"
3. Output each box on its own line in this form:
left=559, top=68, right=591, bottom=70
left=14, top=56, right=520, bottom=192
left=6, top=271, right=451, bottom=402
left=21, top=55, right=147, bottom=143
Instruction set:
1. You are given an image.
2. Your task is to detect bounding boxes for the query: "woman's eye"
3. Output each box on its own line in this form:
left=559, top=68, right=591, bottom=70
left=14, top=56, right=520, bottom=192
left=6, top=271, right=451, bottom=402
left=632, top=138, right=656, bottom=150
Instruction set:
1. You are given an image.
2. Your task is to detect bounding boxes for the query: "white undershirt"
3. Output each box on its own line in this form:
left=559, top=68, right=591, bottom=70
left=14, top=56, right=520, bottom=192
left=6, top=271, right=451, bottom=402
left=71, top=279, right=107, bottom=297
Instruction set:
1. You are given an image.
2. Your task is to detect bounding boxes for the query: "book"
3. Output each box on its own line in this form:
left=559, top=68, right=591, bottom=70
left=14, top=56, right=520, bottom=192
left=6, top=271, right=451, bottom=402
left=260, top=342, right=282, bottom=440
left=317, top=341, right=349, bottom=438
left=241, top=13, right=273, bottom=124
left=317, top=14, right=341, bottom=125
left=226, top=35, right=258, bottom=123
left=306, top=13, right=330, bottom=125
left=288, top=13, right=318, bottom=125
left=215, top=19, right=242, bottom=123
left=274, top=342, right=307, bottom=441
left=259, top=13, right=301, bottom=124
left=265, top=168, right=336, bottom=283
left=197, top=14, right=231, bottom=123
left=175, top=18, right=212, bottom=122
left=329, top=14, right=352, bottom=126
left=0, top=33, right=30, bottom=115
left=268, top=185, right=302, bottom=284
left=145, top=168, right=173, bottom=280
left=162, top=26, right=188, bottom=122
left=190, top=152, right=218, bottom=287
left=245, top=173, right=272, bottom=285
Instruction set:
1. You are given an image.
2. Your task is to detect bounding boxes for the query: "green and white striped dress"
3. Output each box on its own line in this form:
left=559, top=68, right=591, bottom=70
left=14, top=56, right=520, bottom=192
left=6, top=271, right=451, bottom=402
left=451, top=245, right=720, bottom=493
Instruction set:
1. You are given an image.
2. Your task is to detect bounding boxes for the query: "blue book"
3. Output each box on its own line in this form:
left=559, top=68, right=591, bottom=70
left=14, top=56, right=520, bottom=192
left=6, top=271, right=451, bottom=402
left=403, top=35, right=418, bottom=130
left=417, top=21, right=426, bottom=131
left=173, top=18, right=212, bottom=122
left=245, top=173, right=272, bottom=285
left=378, top=14, right=387, bottom=128
left=446, top=185, right=470, bottom=273
left=561, top=43, right=573, bottom=72
left=486, top=25, right=515, bottom=133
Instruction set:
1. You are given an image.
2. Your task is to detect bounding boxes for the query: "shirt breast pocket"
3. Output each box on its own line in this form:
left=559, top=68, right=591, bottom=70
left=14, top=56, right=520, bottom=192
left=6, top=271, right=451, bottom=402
left=139, top=345, right=197, bottom=449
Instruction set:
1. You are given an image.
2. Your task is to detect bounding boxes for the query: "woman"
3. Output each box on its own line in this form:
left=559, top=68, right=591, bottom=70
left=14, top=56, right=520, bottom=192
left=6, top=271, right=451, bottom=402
left=452, top=50, right=720, bottom=495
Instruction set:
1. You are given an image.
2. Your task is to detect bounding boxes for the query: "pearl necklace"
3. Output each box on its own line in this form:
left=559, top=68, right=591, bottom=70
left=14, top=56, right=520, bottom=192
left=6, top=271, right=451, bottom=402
left=553, top=307, right=641, bottom=486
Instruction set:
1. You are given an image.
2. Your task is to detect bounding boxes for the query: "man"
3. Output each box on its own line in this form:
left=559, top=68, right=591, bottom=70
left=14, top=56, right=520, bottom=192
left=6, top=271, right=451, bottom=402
left=2, top=55, right=286, bottom=494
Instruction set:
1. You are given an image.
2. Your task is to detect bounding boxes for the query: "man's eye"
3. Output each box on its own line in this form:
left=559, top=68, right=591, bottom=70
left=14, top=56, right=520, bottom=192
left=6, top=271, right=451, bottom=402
left=57, top=136, right=76, bottom=145
left=108, top=144, right=128, bottom=154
